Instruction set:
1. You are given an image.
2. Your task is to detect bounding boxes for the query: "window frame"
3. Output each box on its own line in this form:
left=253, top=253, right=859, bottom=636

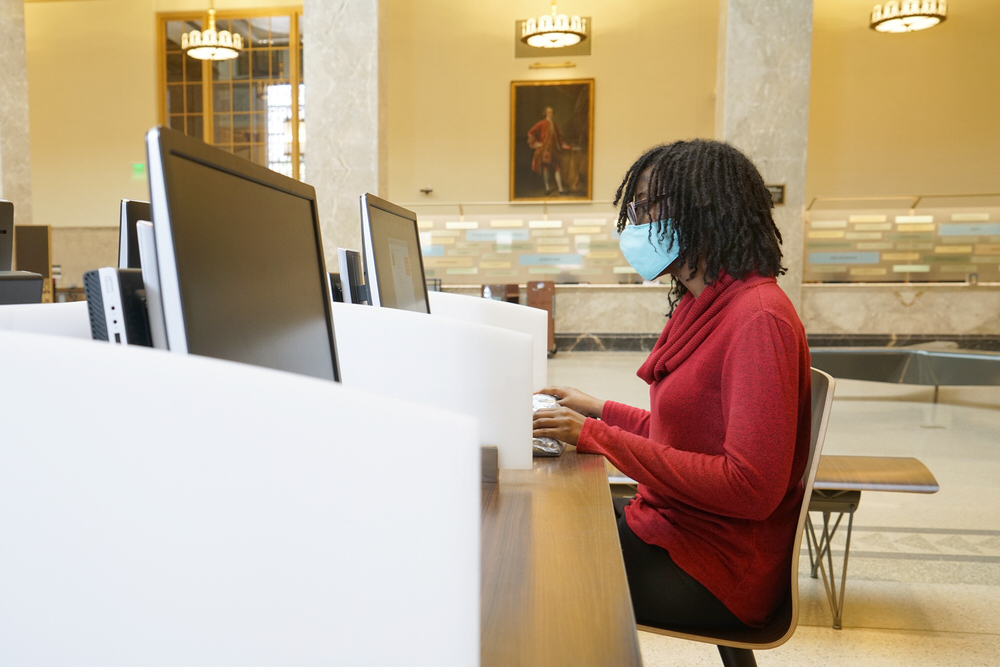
left=156, top=7, right=304, bottom=181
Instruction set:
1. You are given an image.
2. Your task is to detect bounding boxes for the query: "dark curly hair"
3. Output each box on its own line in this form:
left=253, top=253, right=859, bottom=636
left=613, top=139, right=785, bottom=313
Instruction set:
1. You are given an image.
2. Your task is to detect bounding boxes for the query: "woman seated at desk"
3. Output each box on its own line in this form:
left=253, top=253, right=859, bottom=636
left=533, top=139, right=811, bottom=631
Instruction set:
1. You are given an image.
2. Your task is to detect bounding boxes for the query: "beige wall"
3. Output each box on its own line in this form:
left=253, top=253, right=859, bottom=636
left=21, top=0, right=1000, bottom=325
left=382, top=0, right=718, bottom=205
left=25, top=0, right=156, bottom=229
left=801, top=0, right=1000, bottom=336
left=26, top=0, right=998, bottom=225
left=23, top=0, right=720, bottom=225
left=807, top=0, right=1000, bottom=202
left=23, top=0, right=285, bottom=231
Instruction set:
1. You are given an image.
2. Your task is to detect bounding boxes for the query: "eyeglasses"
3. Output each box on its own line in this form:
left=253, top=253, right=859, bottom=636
left=626, top=197, right=664, bottom=225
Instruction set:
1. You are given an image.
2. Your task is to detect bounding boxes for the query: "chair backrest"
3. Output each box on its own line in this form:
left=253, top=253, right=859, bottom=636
left=777, top=368, right=836, bottom=643
left=725, top=367, right=835, bottom=647
left=638, top=367, right=836, bottom=649
left=729, top=367, right=836, bottom=646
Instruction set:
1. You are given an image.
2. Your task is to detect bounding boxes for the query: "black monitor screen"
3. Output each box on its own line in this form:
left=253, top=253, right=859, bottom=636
left=119, top=199, right=151, bottom=269
left=0, top=200, right=12, bottom=272
left=147, top=127, right=339, bottom=382
left=361, top=194, right=429, bottom=314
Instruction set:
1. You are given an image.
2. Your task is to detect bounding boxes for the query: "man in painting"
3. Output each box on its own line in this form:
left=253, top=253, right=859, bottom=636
left=527, top=106, right=571, bottom=195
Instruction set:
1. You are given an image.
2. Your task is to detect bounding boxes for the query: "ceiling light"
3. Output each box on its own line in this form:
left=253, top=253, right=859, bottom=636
left=870, top=1, right=947, bottom=33
left=521, top=1, right=587, bottom=49
left=182, top=3, right=243, bottom=61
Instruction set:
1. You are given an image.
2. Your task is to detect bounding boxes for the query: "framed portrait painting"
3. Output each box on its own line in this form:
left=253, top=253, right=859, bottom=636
left=510, top=79, right=594, bottom=201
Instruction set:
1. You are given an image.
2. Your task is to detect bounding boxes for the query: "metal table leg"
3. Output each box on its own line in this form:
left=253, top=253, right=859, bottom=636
left=806, top=490, right=861, bottom=630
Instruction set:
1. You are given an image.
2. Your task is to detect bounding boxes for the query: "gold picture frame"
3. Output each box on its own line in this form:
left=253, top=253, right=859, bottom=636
left=510, top=79, right=594, bottom=201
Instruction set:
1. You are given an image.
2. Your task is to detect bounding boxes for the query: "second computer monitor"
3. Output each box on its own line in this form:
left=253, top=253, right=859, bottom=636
left=359, top=193, right=430, bottom=314
left=118, top=199, right=152, bottom=269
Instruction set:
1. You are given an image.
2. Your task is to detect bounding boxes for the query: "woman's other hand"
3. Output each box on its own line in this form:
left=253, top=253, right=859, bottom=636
left=532, top=406, right=587, bottom=446
left=537, top=386, right=606, bottom=419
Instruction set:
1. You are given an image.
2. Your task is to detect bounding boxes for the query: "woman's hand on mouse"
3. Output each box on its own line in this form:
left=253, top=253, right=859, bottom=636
left=537, top=385, right=606, bottom=419
left=532, top=406, right=587, bottom=446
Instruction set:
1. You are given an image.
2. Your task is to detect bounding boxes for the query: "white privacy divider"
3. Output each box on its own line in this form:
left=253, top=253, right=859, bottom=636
left=332, top=301, right=534, bottom=470
left=428, top=290, right=549, bottom=391
left=0, top=330, right=479, bottom=667
left=0, top=300, right=91, bottom=339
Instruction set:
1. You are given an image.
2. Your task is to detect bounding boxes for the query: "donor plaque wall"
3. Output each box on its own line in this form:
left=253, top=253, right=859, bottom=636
left=804, top=200, right=1000, bottom=284
left=413, top=201, right=1000, bottom=287
left=415, top=209, right=641, bottom=286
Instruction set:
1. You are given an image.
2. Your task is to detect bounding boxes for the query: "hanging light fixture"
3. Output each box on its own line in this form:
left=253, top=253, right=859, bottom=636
left=182, top=1, right=243, bottom=61
left=521, top=1, right=587, bottom=49
left=870, top=1, right=947, bottom=33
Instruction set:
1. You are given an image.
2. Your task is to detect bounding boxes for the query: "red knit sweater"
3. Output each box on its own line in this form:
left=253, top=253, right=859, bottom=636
left=576, top=272, right=811, bottom=627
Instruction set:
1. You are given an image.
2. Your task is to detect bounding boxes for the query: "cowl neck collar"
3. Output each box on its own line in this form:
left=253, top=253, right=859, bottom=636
left=637, top=271, right=774, bottom=384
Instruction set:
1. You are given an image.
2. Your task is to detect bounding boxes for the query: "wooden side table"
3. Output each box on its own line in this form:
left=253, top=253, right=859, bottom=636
left=807, top=455, right=939, bottom=629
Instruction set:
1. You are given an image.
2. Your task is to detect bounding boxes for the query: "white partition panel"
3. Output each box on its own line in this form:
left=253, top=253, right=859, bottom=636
left=0, top=330, right=479, bottom=667
left=428, top=290, right=548, bottom=391
left=332, top=302, right=533, bottom=470
left=0, top=300, right=91, bottom=339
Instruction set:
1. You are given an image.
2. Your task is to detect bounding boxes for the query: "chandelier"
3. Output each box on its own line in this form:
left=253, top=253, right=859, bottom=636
left=182, top=2, right=243, bottom=61
left=521, top=1, right=587, bottom=49
left=870, top=1, right=947, bottom=33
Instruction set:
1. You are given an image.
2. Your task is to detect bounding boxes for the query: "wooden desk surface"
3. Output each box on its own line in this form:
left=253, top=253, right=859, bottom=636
left=813, top=455, right=939, bottom=493
left=481, top=449, right=642, bottom=666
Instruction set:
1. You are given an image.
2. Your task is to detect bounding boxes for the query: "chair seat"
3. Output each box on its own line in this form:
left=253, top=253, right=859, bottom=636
left=638, top=593, right=791, bottom=649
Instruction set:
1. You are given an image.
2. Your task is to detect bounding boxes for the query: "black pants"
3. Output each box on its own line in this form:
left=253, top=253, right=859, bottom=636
left=614, top=496, right=751, bottom=632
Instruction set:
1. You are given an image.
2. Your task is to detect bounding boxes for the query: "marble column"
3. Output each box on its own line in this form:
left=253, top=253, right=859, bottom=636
left=0, top=0, right=33, bottom=226
left=302, top=0, right=384, bottom=271
left=715, top=0, right=812, bottom=311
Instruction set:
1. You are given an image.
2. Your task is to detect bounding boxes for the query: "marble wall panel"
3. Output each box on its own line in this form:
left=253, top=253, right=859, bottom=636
left=553, top=286, right=671, bottom=336
left=442, top=285, right=672, bottom=337
left=50, top=227, right=118, bottom=288
left=716, top=0, right=813, bottom=310
left=442, top=283, right=1000, bottom=337
left=302, top=0, right=382, bottom=272
left=0, top=0, right=33, bottom=225
left=801, top=285, right=1000, bottom=336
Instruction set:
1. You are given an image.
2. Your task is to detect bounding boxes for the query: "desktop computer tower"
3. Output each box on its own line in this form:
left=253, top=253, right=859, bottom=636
left=83, top=268, right=152, bottom=346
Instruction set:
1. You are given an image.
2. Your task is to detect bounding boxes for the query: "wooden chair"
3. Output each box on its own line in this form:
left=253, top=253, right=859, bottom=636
left=638, top=368, right=836, bottom=667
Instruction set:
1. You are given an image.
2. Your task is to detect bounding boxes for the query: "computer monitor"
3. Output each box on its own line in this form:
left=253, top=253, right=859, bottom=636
left=145, top=126, right=340, bottom=382
left=0, top=200, right=13, bottom=272
left=118, top=199, right=152, bottom=269
left=359, top=193, right=430, bottom=314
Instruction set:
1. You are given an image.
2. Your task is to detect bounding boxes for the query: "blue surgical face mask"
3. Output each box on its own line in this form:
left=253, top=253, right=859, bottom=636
left=619, top=219, right=679, bottom=282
